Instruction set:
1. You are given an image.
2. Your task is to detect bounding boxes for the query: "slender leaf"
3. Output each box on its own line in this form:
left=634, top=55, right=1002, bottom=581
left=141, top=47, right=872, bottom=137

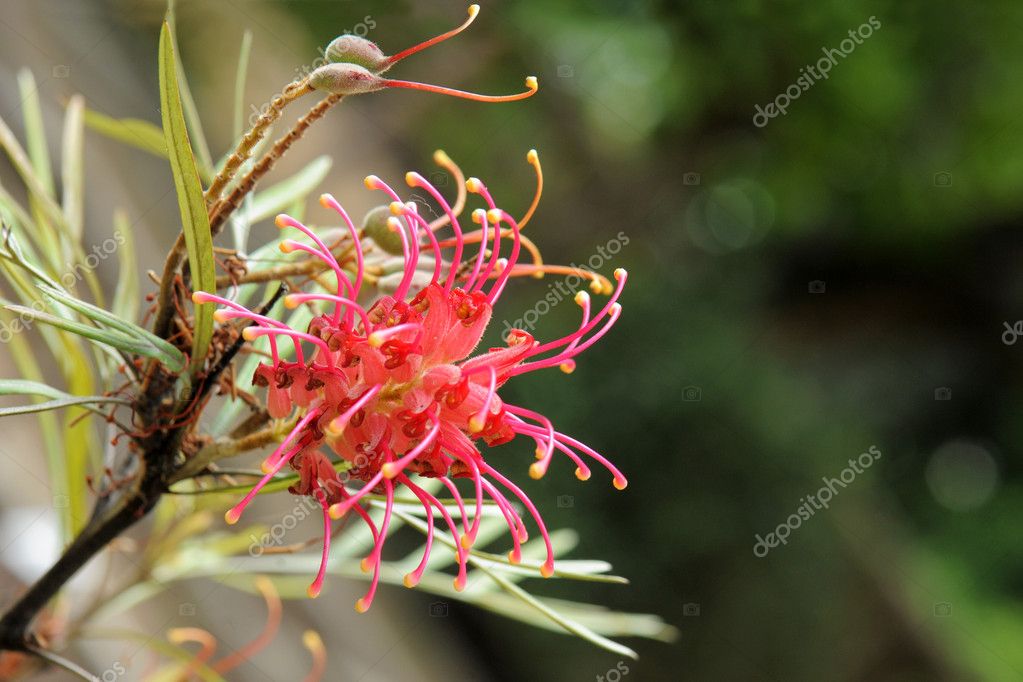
left=159, top=22, right=216, bottom=375
left=240, top=156, right=332, bottom=225
left=111, top=209, right=139, bottom=323
left=165, top=1, right=214, bottom=181
left=82, top=107, right=167, bottom=157
left=61, top=95, right=85, bottom=243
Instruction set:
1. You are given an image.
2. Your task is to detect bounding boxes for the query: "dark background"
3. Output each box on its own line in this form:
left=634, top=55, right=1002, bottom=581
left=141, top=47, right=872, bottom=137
left=3, top=0, right=1023, bottom=680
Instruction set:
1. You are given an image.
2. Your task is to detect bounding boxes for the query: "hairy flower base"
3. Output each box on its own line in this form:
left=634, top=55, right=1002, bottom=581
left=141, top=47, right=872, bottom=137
left=196, top=154, right=626, bottom=611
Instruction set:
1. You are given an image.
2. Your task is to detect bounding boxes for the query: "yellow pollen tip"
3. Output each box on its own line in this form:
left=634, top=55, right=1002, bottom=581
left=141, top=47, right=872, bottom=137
left=328, top=504, right=345, bottom=519
left=302, top=630, right=324, bottom=651
left=284, top=294, right=301, bottom=309
left=261, top=459, right=274, bottom=474
left=613, top=477, right=628, bottom=490
left=528, top=462, right=545, bottom=479
left=360, top=558, right=371, bottom=573
left=279, top=241, right=294, bottom=253
left=460, top=533, right=473, bottom=550
left=212, top=310, right=230, bottom=324
left=526, top=149, right=539, bottom=164
left=307, top=584, right=322, bottom=599
left=574, top=291, right=590, bottom=306
left=403, top=573, right=419, bottom=588
left=465, top=177, right=481, bottom=193
left=486, top=208, right=502, bottom=223
left=404, top=171, right=418, bottom=186
left=540, top=563, right=554, bottom=578
left=224, top=509, right=241, bottom=525
left=525, top=76, right=539, bottom=91
left=614, top=267, right=626, bottom=281
left=589, top=280, right=603, bottom=294
left=559, top=361, right=575, bottom=374
left=386, top=217, right=402, bottom=233
left=471, top=208, right=486, bottom=224
left=389, top=201, right=405, bottom=216
left=274, top=214, right=289, bottom=229
left=468, top=416, right=485, bottom=433
left=354, top=598, right=370, bottom=613
left=575, top=467, right=591, bottom=481
left=381, top=463, right=398, bottom=478
left=611, top=303, right=622, bottom=314
left=453, top=576, right=466, bottom=592
left=190, top=291, right=207, bottom=304
left=468, top=4, right=480, bottom=18
left=241, top=327, right=260, bottom=342
left=534, top=448, right=544, bottom=460
left=318, top=194, right=332, bottom=208
left=518, top=528, right=529, bottom=542
left=368, top=332, right=384, bottom=348
left=508, top=550, right=521, bottom=564
left=363, top=175, right=380, bottom=189
left=433, top=149, right=451, bottom=165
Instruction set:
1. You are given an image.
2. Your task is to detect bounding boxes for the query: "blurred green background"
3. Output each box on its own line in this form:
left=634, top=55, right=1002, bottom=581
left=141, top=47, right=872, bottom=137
left=5, top=0, right=1023, bottom=679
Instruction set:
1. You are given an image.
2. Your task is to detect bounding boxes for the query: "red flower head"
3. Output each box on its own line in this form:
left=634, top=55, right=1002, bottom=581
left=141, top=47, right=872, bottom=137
left=193, top=150, right=627, bottom=612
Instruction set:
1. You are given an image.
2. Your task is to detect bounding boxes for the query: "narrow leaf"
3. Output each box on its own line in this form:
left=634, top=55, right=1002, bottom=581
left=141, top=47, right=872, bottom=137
left=83, top=108, right=167, bottom=157
left=159, top=22, right=216, bottom=375
left=61, top=95, right=85, bottom=242
left=112, top=209, right=139, bottom=323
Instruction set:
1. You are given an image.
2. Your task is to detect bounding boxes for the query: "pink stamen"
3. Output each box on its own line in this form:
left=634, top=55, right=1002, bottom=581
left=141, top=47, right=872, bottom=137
left=276, top=215, right=355, bottom=324
left=405, top=172, right=464, bottom=292
left=308, top=486, right=331, bottom=598
left=381, top=418, right=440, bottom=479
left=483, top=209, right=522, bottom=303
left=394, top=204, right=444, bottom=286
left=286, top=293, right=372, bottom=335
left=528, top=269, right=626, bottom=358
left=480, top=462, right=555, bottom=577
left=463, top=209, right=490, bottom=292
left=264, top=407, right=327, bottom=471
left=480, top=478, right=525, bottom=563
left=469, top=366, right=497, bottom=433
left=513, top=303, right=621, bottom=375
left=398, top=473, right=435, bottom=587
left=355, top=473, right=394, bottom=613
left=319, top=194, right=365, bottom=304
left=243, top=326, right=334, bottom=368
left=397, top=472, right=469, bottom=591
left=225, top=443, right=304, bottom=525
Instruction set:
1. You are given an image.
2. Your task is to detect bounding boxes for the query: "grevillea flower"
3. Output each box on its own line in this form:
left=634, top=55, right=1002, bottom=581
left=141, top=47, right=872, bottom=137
left=194, top=151, right=627, bottom=612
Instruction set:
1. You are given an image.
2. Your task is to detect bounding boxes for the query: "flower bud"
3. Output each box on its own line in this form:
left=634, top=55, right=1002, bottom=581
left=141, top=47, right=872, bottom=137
left=309, top=63, right=385, bottom=96
left=324, top=35, right=389, bottom=73
left=362, top=205, right=404, bottom=255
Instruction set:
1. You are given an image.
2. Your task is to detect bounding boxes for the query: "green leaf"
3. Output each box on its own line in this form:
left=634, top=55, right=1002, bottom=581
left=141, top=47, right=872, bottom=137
left=112, top=209, right=139, bottom=323
left=82, top=107, right=167, bottom=158
left=241, top=156, right=333, bottom=225
left=233, top=30, right=253, bottom=141
left=0, top=379, right=130, bottom=417
left=159, top=22, right=216, bottom=375
left=165, top=1, right=214, bottom=182
left=61, top=95, right=85, bottom=243
left=36, top=283, right=186, bottom=371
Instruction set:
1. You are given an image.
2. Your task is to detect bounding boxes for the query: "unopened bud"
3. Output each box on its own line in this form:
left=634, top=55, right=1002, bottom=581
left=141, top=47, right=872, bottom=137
left=324, top=35, right=389, bottom=73
left=362, top=205, right=404, bottom=255
left=309, top=63, right=385, bottom=96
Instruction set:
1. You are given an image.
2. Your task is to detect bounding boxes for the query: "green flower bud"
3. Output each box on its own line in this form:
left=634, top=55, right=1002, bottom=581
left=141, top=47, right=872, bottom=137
left=309, top=63, right=385, bottom=96
left=324, top=35, right=389, bottom=73
left=362, top=205, right=404, bottom=255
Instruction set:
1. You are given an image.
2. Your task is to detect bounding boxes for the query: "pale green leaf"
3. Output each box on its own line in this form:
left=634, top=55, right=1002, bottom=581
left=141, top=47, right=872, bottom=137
left=61, top=95, right=84, bottom=242
left=112, top=209, right=139, bottom=323
left=83, top=108, right=167, bottom=157
left=159, top=22, right=216, bottom=375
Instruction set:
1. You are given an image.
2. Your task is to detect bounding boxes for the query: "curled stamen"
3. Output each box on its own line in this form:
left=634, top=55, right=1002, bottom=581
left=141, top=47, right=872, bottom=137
left=368, top=322, right=420, bottom=348
left=243, top=326, right=335, bottom=367
left=428, top=150, right=466, bottom=231
left=355, top=474, right=394, bottom=612
left=212, top=576, right=281, bottom=673
left=405, top=172, right=464, bottom=291
left=318, top=194, right=365, bottom=302
left=519, top=149, right=543, bottom=231
left=285, top=293, right=372, bottom=334
left=302, top=630, right=327, bottom=682
left=382, top=75, right=538, bottom=103
left=468, top=366, right=497, bottom=433
left=385, top=5, right=480, bottom=67
left=307, top=487, right=332, bottom=599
